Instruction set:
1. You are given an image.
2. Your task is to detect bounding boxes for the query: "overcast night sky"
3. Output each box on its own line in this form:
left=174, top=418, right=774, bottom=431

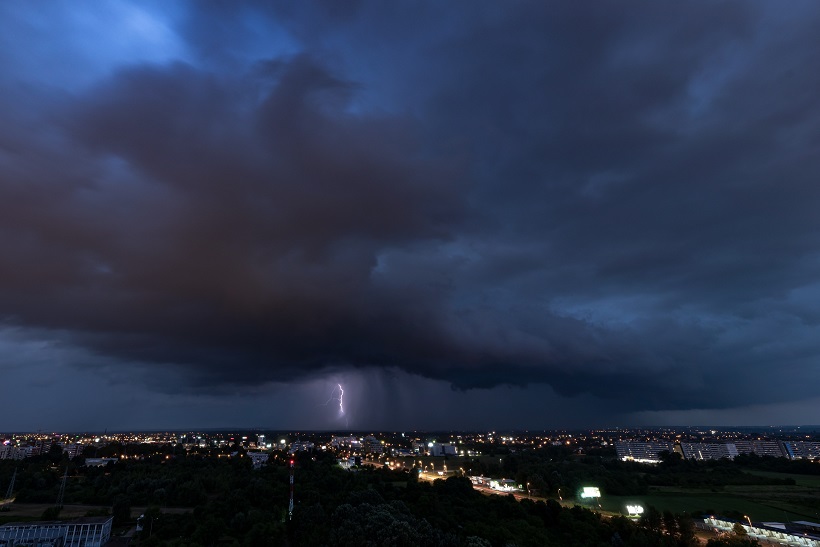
left=1, top=1, right=820, bottom=432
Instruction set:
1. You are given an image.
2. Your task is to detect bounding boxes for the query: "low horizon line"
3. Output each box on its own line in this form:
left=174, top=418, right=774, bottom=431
left=3, top=424, right=819, bottom=435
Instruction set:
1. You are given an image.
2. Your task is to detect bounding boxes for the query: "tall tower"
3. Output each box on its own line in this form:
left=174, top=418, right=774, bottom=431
left=56, top=467, right=68, bottom=508
left=288, top=459, right=294, bottom=521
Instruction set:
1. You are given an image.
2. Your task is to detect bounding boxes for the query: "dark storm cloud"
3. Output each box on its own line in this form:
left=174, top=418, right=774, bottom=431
left=2, top=1, right=820, bottom=416
left=3, top=55, right=464, bottom=378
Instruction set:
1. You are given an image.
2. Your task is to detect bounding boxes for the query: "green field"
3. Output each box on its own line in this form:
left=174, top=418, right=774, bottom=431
left=593, top=489, right=820, bottom=522
left=558, top=467, right=820, bottom=523
left=587, top=487, right=820, bottom=522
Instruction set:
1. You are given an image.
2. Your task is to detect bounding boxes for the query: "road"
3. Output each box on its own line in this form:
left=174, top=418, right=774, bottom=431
left=0, top=503, right=192, bottom=519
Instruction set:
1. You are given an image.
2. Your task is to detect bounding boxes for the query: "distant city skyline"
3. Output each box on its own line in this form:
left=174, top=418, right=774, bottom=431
left=2, top=2, right=820, bottom=431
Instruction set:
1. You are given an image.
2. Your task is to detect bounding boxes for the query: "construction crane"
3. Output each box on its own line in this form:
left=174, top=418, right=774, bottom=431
left=3, top=468, right=16, bottom=502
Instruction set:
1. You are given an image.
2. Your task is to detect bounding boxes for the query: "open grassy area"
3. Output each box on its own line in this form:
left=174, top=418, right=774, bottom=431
left=598, top=493, right=768, bottom=519
left=565, top=467, right=820, bottom=523
left=389, top=456, right=820, bottom=524
left=594, top=490, right=820, bottom=522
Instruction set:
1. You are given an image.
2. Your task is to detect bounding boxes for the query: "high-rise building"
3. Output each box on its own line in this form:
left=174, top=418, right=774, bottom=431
left=428, top=443, right=457, bottom=457
left=782, top=441, right=820, bottom=460
left=681, top=443, right=739, bottom=461
left=330, top=436, right=361, bottom=451
left=289, top=440, right=315, bottom=453
left=62, top=443, right=84, bottom=459
left=615, top=441, right=675, bottom=463
left=0, top=445, right=25, bottom=460
left=362, top=436, right=383, bottom=454
left=734, top=440, right=786, bottom=458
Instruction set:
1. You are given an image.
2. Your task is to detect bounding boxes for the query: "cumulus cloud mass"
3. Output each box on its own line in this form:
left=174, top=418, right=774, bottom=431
left=1, top=1, right=820, bottom=429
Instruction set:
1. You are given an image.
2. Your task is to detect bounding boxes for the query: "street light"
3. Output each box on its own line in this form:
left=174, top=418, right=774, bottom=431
left=745, top=515, right=753, bottom=528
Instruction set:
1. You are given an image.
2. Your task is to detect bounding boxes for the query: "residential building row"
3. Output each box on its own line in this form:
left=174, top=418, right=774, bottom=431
left=616, top=440, right=820, bottom=463
left=0, top=440, right=83, bottom=461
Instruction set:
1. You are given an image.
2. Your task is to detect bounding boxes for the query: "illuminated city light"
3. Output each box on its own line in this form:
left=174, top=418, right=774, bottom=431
left=580, top=487, right=601, bottom=499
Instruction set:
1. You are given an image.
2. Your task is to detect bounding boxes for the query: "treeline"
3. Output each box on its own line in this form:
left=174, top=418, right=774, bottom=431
left=139, top=453, right=701, bottom=547
left=465, top=446, right=651, bottom=498
left=2, top=450, right=707, bottom=546
left=4, top=456, right=252, bottom=507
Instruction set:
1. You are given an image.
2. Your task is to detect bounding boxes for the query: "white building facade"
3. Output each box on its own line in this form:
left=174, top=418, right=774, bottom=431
left=0, top=516, right=113, bottom=547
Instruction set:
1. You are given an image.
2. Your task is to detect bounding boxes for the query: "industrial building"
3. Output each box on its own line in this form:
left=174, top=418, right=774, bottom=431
left=428, top=443, right=457, bottom=457
left=84, top=458, right=118, bottom=467
left=489, top=479, right=519, bottom=492
left=704, top=516, right=820, bottom=547
left=0, top=516, right=113, bottom=547
left=247, top=452, right=269, bottom=469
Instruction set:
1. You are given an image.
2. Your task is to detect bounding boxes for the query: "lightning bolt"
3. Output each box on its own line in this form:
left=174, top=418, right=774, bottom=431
left=324, top=384, right=345, bottom=415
